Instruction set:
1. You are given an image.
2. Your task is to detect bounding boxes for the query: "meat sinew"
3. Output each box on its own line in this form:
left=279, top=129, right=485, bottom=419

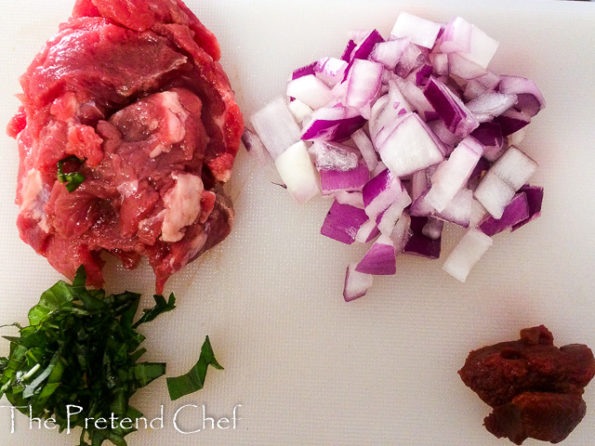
left=459, top=325, right=595, bottom=445
left=8, top=0, right=243, bottom=292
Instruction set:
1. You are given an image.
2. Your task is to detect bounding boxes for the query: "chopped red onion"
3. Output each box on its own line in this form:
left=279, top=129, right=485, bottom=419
left=274, top=141, right=320, bottom=204
left=404, top=216, right=441, bottom=259
left=490, top=146, right=538, bottom=190
left=370, top=38, right=409, bottom=70
left=355, top=218, right=380, bottom=244
left=345, top=59, right=384, bottom=110
left=391, top=12, right=442, bottom=49
left=350, top=29, right=385, bottom=61
left=377, top=113, right=444, bottom=177
left=314, top=57, right=349, bottom=87
left=391, top=211, right=412, bottom=253
left=377, top=190, right=412, bottom=235
left=343, top=263, right=374, bottom=302
left=351, top=129, right=379, bottom=171
left=286, top=74, right=334, bottom=109
left=512, top=185, right=544, bottom=231
left=442, top=228, right=493, bottom=282
left=334, top=190, right=365, bottom=208
left=321, top=200, right=369, bottom=244
left=479, top=192, right=530, bottom=236
left=250, top=96, right=301, bottom=159
left=320, top=161, right=369, bottom=194
left=498, top=75, right=545, bottom=117
left=248, top=12, right=545, bottom=299
left=356, top=234, right=396, bottom=275
left=466, top=92, right=517, bottom=122
left=309, top=141, right=359, bottom=171
left=439, top=17, right=499, bottom=69
left=288, top=99, right=313, bottom=124
left=423, top=77, right=479, bottom=137
left=496, top=108, right=531, bottom=135
left=292, top=62, right=317, bottom=80
left=362, top=168, right=403, bottom=219
left=301, top=105, right=366, bottom=141
left=422, top=217, right=444, bottom=240
left=425, top=137, right=483, bottom=212
left=471, top=122, right=504, bottom=161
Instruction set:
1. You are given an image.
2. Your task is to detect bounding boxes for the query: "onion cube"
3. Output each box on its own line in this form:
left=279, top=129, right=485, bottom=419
left=250, top=97, right=301, bottom=159
left=377, top=113, right=444, bottom=178
left=442, top=229, right=493, bottom=282
left=390, top=12, right=442, bottom=49
left=274, top=141, right=319, bottom=204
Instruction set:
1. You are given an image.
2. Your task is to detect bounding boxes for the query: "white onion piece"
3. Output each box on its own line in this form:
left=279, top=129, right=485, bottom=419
left=377, top=189, right=412, bottom=235
left=345, top=59, right=384, bottom=109
left=351, top=128, right=379, bottom=171
left=369, top=79, right=412, bottom=148
left=288, top=99, right=313, bottom=124
left=474, top=171, right=515, bottom=219
left=286, top=74, right=334, bottom=109
left=391, top=211, right=412, bottom=253
left=391, top=12, right=442, bottom=49
left=394, top=77, right=435, bottom=120
left=314, top=57, right=349, bottom=87
left=466, top=92, right=517, bottom=122
left=440, top=17, right=499, bottom=69
left=422, top=217, right=444, bottom=240
left=355, top=218, right=379, bottom=244
left=425, top=137, right=483, bottom=212
left=343, top=263, right=374, bottom=302
left=250, top=97, right=301, bottom=159
left=362, top=168, right=403, bottom=219
left=469, top=198, right=488, bottom=228
left=438, top=187, right=473, bottom=227
left=377, top=113, right=444, bottom=178
left=429, top=53, right=449, bottom=77
left=370, top=38, right=409, bottom=70
left=442, top=228, right=493, bottom=282
left=490, top=146, right=538, bottom=190
left=507, top=128, right=526, bottom=147
left=309, top=141, right=359, bottom=171
left=274, top=141, right=320, bottom=204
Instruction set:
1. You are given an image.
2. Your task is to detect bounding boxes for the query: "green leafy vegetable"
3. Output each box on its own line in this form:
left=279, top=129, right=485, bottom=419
left=166, top=336, right=223, bottom=401
left=57, top=156, right=85, bottom=192
left=0, top=267, right=176, bottom=446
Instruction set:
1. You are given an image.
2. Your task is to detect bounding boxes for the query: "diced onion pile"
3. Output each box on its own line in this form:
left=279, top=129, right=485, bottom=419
left=246, top=12, right=545, bottom=301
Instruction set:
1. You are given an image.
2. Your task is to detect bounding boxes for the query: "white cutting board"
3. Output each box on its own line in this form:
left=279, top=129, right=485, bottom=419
left=1, top=1, right=594, bottom=445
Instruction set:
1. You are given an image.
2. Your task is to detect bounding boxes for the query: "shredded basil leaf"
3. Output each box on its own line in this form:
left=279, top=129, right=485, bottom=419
left=0, top=266, right=175, bottom=446
left=57, top=156, right=85, bottom=192
left=166, top=336, right=223, bottom=401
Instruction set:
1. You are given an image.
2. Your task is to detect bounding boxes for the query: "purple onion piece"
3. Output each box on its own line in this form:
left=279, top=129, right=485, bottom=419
left=321, top=201, right=369, bottom=244
left=423, top=77, right=479, bottom=137
left=511, top=185, right=544, bottom=231
left=479, top=192, right=530, bottom=236
left=403, top=216, right=442, bottom=258
left=302, top=115, right=367, bottom=142
left=355, top=236, right=396, bottom=275
left=292, top=62, right=317, bottom=80
left=320, top=162, right=370, bottom=194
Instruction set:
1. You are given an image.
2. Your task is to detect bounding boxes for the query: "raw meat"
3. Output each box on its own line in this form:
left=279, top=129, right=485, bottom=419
left=8, top=0, right=243, bottom=293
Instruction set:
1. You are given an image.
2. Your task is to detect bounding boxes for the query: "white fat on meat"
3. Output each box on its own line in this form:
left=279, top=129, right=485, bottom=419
left=161, top=172, right=204, bottom=243
left=149, top=91, right=188, bottom=158
left=20, top=168, right=50, bottom=232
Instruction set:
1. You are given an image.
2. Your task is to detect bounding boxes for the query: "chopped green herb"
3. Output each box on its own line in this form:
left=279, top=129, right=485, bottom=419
left=57, top=156, right=85, bottom=192
left=0, top=267, right=175, bottom=446
left=166, top=336, right=223, bottom=401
